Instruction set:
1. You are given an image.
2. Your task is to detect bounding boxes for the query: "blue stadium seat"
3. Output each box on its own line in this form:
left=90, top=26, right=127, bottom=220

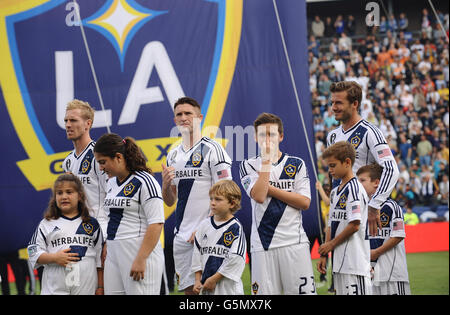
left=412, top=206, right=431, bottom=216
left=436, top=205, right=449, bottom=217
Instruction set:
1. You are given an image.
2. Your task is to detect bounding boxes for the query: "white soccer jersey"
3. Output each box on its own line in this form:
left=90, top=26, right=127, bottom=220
left=166, top=137, right=232, bottom=241
left=328, top=177, right=371, bottom=277
left=63, top=141, right=108, bottom=234
left=192, top=216, right=246, bottom=295
left=102, top=171, right=165, bottom=241
left=240, top=153, right=311, bottom=252
left=326, top=119, right=399, bottom=209
left=370, top=199, right=409, bottom=284
left=27, top=215, right=103, bottom=295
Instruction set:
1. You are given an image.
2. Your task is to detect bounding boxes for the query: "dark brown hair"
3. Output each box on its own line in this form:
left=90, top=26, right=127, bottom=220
left=253, top=112, right=284, bottom=135
left=330, top=81, right=362, bottom=108
left=322, top=141, right=356, bottom=165
left=174, top=97, right=201, bottom=110
left=356, top=163, right=383, bottom=181
left=94, top=133, right=152, bottom=174
left=44, top=174, right=90, bottom=222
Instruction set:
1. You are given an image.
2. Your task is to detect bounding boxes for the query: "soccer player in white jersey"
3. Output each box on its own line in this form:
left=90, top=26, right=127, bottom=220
left=326, top=81, right=399, bottom=237
left=318, top=141, right=372, bottom=295
left=162, top=97, right=232, bottom=295
left=94, top=133, right=165, bottom=295
left=63, top=100, right=108, bottom=236
left=357, top=163, right=410, bottom=295
left=240, top=113, right=316, bottom=295
left=28, top=174, right=104, bottom=295
left=192, top=180, right=246, bottom=295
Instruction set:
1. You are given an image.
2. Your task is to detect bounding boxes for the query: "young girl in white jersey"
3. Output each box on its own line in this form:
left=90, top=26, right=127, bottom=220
left=94, top=133, right=165, bottom=295
left=27, top=174, right=104, bottom=295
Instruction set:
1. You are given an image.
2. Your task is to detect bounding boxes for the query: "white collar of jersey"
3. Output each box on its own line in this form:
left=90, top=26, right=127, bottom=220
left=341, top=118, right=363, bottom=134
left=211, top=216, right=236, bottom=229
left=116, top=173, right=133, bottom=187
left=73, top=141, right=95, bottom=159
left=60, top=213, right=81, bottom=221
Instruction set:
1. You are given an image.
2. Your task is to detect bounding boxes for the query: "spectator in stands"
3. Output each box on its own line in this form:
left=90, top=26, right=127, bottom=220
left=417, top=134, right=433, bottom=166
left=311, top=15, right=325, bottom=38
left=388, top=14, right=398, bottom=33
left=404, top=206, right=420, bottom=225
left=334, top=15, right=345, bottom=35
left=420, top=172, right=436, bottom=205
left=398, top=13, right=409, bottom=32
left=324, top=16, right=334, bottom=38
left=346, top=15, right=356, bottom=36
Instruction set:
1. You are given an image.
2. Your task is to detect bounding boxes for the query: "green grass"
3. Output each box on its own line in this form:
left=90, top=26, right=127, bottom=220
left=2, top=251, right=448, bottom=295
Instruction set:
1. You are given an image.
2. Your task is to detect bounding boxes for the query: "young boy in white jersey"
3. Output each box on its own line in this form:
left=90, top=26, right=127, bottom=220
left=63, top=99, right=108, bottom=236
left=318, top=141, right=372, bottom=295
left=240, top=113, right=316, bottom=295
left=192, top=180, right=246, bottom=295
left=162, top=97, right=232, bottom=294
left=357, top=163, right=410, bottom=295
left=28, top=174, right=104, bottom=295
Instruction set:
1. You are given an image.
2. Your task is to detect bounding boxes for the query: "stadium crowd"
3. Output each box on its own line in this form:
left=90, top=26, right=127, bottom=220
left=309, top=9, right=449, bottom=222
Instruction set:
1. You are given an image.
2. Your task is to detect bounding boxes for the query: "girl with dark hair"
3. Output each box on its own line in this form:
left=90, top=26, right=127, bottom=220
left=94, top=133, right=165, bottom=295
left=27, top=174, right=104, bottom=295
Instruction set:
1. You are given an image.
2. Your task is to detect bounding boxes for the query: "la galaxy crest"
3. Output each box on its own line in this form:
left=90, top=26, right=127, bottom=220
left=284, top=164, right=296, bottom=178
left=1, top=0, right=242, bottom=195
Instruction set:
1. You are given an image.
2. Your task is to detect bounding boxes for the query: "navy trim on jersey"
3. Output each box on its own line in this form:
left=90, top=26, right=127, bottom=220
left=211, top=216, right=236, bottom=230
left=202, top=137, right=226, bottom=163
left=73, top=141, right=95, bottom=159
left=107, top=208, right=124, bottom=240
left=60, top=214, right=81, bottom=221
left=361, top=120, right=387, bottom=145
left=175, top=178, right=195, bottom=234
left=116, top=173, right=133, bottom=187
left=341, top=119, right=363, bottom=135
left=257, top=198, right=288, bottom=250
left=136, top=171, right=160, bottom=200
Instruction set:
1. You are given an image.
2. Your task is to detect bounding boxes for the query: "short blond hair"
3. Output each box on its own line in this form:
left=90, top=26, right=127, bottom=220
left=66, top=99, right=94, bottom=123
left=209, top=179, right=242, bottom=214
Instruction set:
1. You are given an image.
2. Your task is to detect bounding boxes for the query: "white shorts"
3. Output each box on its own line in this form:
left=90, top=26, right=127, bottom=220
left=173, top=234, right=195, bottom=291
left=104, top=237, right=164, bottom=295
left=334, top=273, right=372, bottom=295
left=373, top=281, right=410, bottom=295
left=40, top=259, right=98, bottom=295
left=251, top=243, right=316, bottom=295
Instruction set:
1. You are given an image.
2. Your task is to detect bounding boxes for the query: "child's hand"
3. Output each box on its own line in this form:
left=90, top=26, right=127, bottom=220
left=54, top=248, right=79, bottom=267
left=193, top=280, right=203, bottom=295
left=130, top=257, right=146, bottom=281
left=317, top=256, right=327, bottom=274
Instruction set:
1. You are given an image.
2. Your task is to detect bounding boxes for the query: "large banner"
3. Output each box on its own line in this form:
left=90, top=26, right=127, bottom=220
left=0, top=0, right=319, bottom=254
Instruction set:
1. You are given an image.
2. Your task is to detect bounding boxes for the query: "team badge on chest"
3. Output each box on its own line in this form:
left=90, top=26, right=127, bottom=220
left=192, top=152, right=202, bottom=167
left=123, top=182, right=135, bottom=196
left=82, top=222, right=94, bottom=235
left=223, top=231, right=237, bottom=247
left=284, top=164, right=296, bottom=178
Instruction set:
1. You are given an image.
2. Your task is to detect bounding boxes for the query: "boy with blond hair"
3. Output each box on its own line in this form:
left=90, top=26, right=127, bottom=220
left=191, top=180, right=246, bottom=295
